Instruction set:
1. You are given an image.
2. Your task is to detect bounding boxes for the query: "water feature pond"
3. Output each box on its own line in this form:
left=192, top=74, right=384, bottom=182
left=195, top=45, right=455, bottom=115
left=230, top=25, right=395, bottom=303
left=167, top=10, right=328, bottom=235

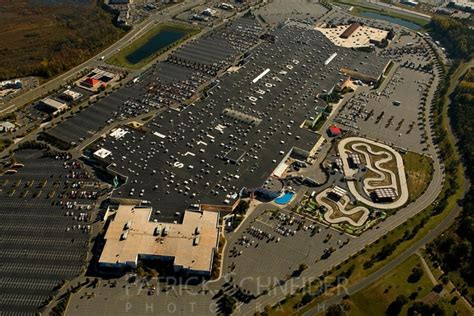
left=125, top=28, right=188, bottom=65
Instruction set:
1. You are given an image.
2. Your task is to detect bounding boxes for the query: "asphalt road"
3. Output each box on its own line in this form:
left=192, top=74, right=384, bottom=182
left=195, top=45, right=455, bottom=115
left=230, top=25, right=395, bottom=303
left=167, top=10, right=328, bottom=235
left=0, top=0, right=204, bottom=115
left=303, top=192, right=466, bottom=315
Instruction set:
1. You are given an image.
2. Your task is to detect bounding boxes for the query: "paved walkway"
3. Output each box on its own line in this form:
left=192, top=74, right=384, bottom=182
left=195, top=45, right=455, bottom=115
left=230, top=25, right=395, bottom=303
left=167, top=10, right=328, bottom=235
left=415, top=251, right=437, bottom=286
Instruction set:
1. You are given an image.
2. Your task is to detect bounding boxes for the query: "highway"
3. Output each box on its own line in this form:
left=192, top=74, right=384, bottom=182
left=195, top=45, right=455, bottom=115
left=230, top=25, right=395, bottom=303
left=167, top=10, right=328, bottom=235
left=0, top=0, right=205, bottom=115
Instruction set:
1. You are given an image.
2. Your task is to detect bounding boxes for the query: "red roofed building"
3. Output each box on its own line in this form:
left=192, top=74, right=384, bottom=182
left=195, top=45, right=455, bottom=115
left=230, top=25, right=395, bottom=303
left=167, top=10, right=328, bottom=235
left=82, top=78, right=101, bottom=89
left=328, top=125, right=342, bottom=137
left=340, top=22, right=361, bottom=39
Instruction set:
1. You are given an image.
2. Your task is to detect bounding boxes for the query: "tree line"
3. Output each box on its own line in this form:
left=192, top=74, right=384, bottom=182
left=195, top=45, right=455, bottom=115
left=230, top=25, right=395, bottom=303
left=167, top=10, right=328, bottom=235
left=427, top=67, right=474, bottom=303
left=429, top=16, right=474, bottom=59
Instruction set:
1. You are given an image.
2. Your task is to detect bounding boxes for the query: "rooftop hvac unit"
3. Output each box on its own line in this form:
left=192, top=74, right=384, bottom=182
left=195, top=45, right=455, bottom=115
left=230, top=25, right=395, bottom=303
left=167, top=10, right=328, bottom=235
left=154, top=226, right=162, bottom=236
left=121, top=230, right=128, bottom=240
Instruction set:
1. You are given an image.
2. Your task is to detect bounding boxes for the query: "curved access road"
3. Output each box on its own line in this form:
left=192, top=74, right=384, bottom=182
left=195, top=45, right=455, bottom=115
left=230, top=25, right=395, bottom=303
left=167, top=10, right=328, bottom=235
left=302, top=185, right=467, bottom=316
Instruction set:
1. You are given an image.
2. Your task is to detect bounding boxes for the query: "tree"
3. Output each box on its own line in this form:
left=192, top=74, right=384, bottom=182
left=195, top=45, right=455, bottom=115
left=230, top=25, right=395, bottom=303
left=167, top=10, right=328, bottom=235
left=136, top=266, right=146, bottom=278
left=298, top=263, right=308, bottom=272
left=326, top=304, right=345, bottom=316
left=385, top=295, right=408, bottom=316
left=407, top=302, right=445, bottom=316
left=149, top=269, right=158, bottom=278
left=407, top=266, right=424, bottom=283
left=220, top=294, right=236, bottom=315
left=300, top=293, right=312, bottom=306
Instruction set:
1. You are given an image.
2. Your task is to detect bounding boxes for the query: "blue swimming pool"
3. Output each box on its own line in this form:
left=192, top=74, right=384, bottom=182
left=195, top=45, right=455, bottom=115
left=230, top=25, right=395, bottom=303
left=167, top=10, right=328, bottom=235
left=274, top=191, right=295, bottom=205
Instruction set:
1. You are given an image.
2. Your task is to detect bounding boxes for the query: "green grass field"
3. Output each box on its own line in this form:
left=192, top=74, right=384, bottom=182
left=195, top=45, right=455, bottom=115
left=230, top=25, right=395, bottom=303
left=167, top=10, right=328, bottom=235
left=348, top=255, right=433, bottom=315
left=403, top=152, right=434, bottom=203
left=347, top=254, right=472, bottom=315
left=106, top=23, right=199, bottom=69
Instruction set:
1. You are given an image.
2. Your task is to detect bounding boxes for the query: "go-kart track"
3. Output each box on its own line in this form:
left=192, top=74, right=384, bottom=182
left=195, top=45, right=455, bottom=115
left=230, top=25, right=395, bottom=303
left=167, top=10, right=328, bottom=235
left=316, top=187, right=370, bottom=226
left=317, top=137, right=409, bottom=227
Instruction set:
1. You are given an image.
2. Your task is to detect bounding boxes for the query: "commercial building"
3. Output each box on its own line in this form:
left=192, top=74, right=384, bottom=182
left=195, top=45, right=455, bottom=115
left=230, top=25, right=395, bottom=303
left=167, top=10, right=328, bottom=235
left=202, top=8, right=218, bottom=17
left=373, top=187, right=398, bottom=202
left=348, top=153, right=362, bottom=168
left=328, top=125, right=342, bottom=137
left=99, top=205, right=219, bottom=276
left=340, top=59, right=393, bottom=84
left=81, top=78, right=102, bottom=90
left=77, top=68, right=119, bottom=92
left=327, top=185, right=347, bottom=202
left=59, top=89, right=82, bottom=102
left=317, top=24, right=390, bottom=48
left=0, top=121, right=15, bottom=133
left=37, top=98, right=68, bottom=113
left=0, top=79, right=22, bottom=89
left=448, top=0, right=474, bottom=12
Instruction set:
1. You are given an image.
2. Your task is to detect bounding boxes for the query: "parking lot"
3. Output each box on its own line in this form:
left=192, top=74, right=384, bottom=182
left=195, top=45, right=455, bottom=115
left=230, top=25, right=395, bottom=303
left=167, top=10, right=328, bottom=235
left=254, top=0, right=328, bottom=26
left=335, top=60, right=434, bottom=153
left=42, top=17, right=263, bottom=150
left=85, top=23, right=389, bottom=222
left=170, top=17, right=262, bottom=73
left=222, top=207, right=349, bottom=295
left=0, top=149, right=104, bottom=314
